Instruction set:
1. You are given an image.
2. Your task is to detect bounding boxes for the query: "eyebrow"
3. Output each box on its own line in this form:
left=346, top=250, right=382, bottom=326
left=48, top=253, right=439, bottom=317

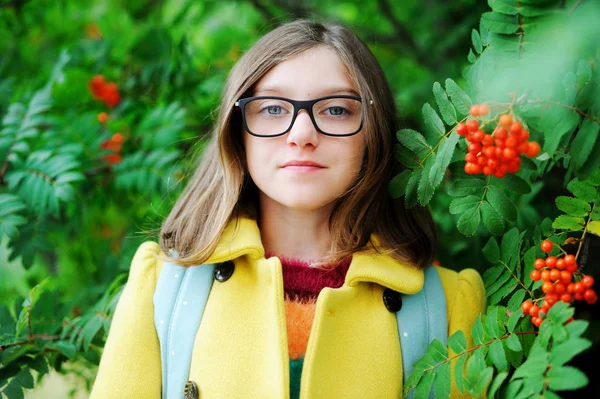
left=254, top=85, right=360, bottom=97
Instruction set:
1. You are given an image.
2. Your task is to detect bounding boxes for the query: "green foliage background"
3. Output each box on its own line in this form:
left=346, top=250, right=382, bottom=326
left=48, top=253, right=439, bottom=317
left=0, top=0, right=599, bottom=397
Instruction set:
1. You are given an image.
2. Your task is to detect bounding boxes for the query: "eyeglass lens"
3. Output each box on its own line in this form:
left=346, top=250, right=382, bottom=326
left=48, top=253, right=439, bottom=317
left=244, top=97, right=363, bottom=136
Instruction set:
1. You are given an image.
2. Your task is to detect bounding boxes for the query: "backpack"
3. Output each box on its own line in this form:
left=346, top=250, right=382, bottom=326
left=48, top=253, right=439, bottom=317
left=153, top=258, right=447, bottom=399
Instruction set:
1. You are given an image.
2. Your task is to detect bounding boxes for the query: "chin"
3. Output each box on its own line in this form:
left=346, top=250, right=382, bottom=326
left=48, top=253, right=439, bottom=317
left=270, top=191, right=337, bottom=212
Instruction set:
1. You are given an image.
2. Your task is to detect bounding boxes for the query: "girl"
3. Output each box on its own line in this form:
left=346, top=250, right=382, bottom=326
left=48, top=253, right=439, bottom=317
left=91, top=19, right=485, bottom=399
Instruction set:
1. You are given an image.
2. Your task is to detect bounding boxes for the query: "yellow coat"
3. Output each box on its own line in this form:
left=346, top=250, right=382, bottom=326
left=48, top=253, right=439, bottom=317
left=91, top=217, right=485, bottom=398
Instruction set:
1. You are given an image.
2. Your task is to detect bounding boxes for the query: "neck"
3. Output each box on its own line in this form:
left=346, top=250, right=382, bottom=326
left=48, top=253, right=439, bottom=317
left=258, top=193, right=333, bottom=262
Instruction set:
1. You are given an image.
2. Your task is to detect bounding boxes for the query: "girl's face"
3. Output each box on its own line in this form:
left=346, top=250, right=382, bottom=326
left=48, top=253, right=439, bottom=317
left=243, top=46, right=367, bottom=212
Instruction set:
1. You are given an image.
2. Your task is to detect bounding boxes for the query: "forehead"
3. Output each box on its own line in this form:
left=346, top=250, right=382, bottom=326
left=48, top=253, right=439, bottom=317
left=253, top=46, right=359, bottom=98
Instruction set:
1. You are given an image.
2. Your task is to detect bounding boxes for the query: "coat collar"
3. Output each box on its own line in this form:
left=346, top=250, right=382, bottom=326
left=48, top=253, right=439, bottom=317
left=206, top=217, right=424, bottom=294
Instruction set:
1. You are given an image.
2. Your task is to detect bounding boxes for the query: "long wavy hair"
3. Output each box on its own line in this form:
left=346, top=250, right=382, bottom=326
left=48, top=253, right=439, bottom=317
left=158, top=19, right=437, bottom=269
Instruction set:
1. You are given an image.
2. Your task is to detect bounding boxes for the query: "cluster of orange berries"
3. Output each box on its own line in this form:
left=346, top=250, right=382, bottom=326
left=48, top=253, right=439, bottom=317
left=456, top=106, right=541, bottom=178
left=100, top=133, right=124, bottom=165
left=521, top=240, right=596, bottom=328
left=89, top=75, right=121, bottom=108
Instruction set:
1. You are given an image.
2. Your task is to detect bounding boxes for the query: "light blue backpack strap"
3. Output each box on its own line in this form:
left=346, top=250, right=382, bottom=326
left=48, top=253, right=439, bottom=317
left=154, top=258, right=216, bottom=399
left=397, top=265, right=448, bottom=399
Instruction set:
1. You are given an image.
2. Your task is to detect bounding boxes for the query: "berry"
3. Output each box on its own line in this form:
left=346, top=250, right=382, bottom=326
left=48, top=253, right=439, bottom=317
left=542, top=281, right=555, bottom=294
left=479, top=104, right=490, bottom=115
left=561, top=293, right=573, bottom=303
left=560, top=271, right=573, bottom=285
left=541, top=270, right=550, bottom=281
left=510, top=122, right=522, bottom=135
left=494, top=127, right=508, bottom=140
left=564, top=254, right=576, bottom=266
left=467, top=119, right=480, bottom=132
left=468, top=143, right=482, bottom=154
left=584, top=289, right=597, bottom=304
left=456, top=123, right=468, bottom=136
left=97, top=112, right=109, bottom=123
left=555, top=258, right=566, bottom=270
left=521, top=300, right=533, bottom=314
left=566, top=262, right=578, bottom=273
left=541, top=240, right=554, bottom=253
left=530, top=270, right=541, bottom=281
left=526, top=141, right=540, bottom=157
left=469, top=105, right=480, bottom=117
left=582, top=275, right=594, bottom=288
left=545, top=256, right=557, bottom=269
left=505, top=136, right=518, bottom=149
left=529, top=305, right=540, bottom=317
left=549, top=269, right=560, bottom=282
left=499, top=114, right=513, bottom=126
left=111, top=133, right=124, bottom=144
left=574, top=282, right=585, bottom=294
left=554, top=283, right=566, bottom=295
left=534, top=258, right=546, bottom=270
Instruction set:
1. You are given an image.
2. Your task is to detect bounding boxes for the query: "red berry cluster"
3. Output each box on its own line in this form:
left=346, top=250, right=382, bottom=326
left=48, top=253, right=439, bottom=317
left=521, top=240, right=596, bottom=328
left=89, top=75, right=121, bottom=108
left=456, top=108, right=541, bottom=178
left=100, top=133, right=124, bottom=165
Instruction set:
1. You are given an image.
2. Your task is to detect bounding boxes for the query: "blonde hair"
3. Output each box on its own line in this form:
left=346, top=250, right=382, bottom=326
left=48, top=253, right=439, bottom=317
left=159, top=19, right=437, bottom=269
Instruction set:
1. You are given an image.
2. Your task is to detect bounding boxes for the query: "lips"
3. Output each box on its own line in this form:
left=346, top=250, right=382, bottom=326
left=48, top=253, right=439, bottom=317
left=281, top=160, right=326, bottom=168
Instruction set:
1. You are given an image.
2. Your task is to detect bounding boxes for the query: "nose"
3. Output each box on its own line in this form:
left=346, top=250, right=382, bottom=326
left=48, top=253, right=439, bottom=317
left=286, top=109, right=319, bottom=148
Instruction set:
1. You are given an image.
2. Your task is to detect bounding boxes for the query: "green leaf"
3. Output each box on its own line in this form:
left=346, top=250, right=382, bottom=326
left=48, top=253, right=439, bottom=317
left=565, top=320, right=588, bottom=338
left=434, top=361, right=451, bottom=399
left=458, top=207, right=481, bottom=237
left=488, top=0, right=518, bottom=14
left=481, top=201, right=505, bottom=236
left=3, top=378, right=24, bottom=399
left=487, top=371, right=508, bottom=399
left=523, top=247, right=536, bottom=288
left=418, top=156, right=436, bottom=205
left=549, top=338, right=591, bottom=367
left=506, top=289, right=526, bottom=313
left=552, top=215, right=586, bottom=231
left=547, top=301, right=573, bottom=325
left=555, top=196, right=591, bottom=217
left=414, top=370, right=435, bottom=399
left=55, top=341, right=77, bottom=360
left=500, top=227, right=522, bottom=266
left=427, top=339, right=449, bottom=363
left=489, top=339, right=508, bottom=371
left=487, top=186, right=517, bottom=222
left=468, top=48, right=476, bottom=63
left=449, top=195, right=480, bottom=215
left=547, top=366, right=588, bottom=391
left=496, top=174, right=531, bottom=194
left=486, top=269, right=513, bottom=298
left=541, top=106, right=580, bottom=158
left=472, top=315, right=484, bottom=345
left=433, top=82, right=457, bottom=125
left=422, top=103, right=445, bottom=140
left=511, top=343, right=548, bottom=380
left=447, top=178, right=486, bottom=197
left=471, top=29, right=483, bottom=54
left=487, top=32, right=519, bottom=52
left=485, top=307, right=502, bottom=338
left=448, top=330, right=468, bottom=354
left=454, top=354, right=467, bottom=394
left=389, top=170, right=412, bottom=199
left=505, top=333, right=522, bottom=352
left=397, top=129, right=431, bottom=157
left=481, top=12, right=519, bottom=34
left=567, top=179, right=598, bottom=202
left=15, top=368, right=34, bottom=389
left=572, top=119, right=600, bottom=170
left=405, top=167, right=422, bottom=208
left=484, top=265, right=504, bottom=288
left=395, top=144, right=420, bottom=168
left=445, top=79, right=472, bottom=115
left=482, top=237, right=500, bottom=263
left=430, top=131, right=459, bottom=188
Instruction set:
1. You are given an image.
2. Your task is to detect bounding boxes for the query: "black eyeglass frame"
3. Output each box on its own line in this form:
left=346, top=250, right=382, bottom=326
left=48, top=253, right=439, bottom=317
left=234, top=95, right=370, bottom=137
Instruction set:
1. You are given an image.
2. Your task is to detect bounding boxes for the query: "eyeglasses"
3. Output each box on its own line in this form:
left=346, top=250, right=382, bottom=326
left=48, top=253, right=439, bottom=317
left=234, top=95, right=369, bottom=137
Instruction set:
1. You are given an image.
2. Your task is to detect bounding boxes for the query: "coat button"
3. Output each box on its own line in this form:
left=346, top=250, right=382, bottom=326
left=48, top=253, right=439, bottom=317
left=214, top=261, right=235, bottom=282
left=184, top=380, right=198, bottom=399
left=382, top=288, right=403, bottom=313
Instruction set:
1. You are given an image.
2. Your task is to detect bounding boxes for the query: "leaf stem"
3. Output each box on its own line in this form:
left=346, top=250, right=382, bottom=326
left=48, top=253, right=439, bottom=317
left=575, top=203, right=595, bottom=267
left=422, top=331, right=539, bottom=373
left=500, top=260, right=533, bottom=298
left=420, top=115, right=469, bottom=165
